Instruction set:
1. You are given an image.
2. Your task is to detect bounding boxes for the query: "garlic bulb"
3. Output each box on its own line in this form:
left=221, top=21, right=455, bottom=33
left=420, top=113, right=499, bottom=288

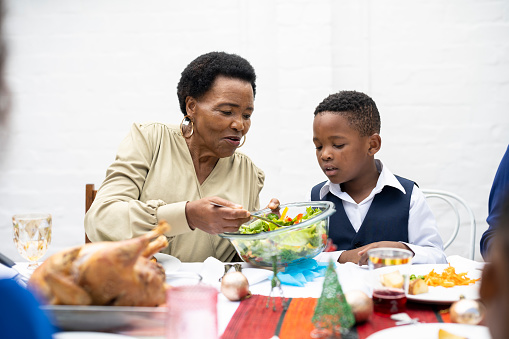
left=220, top=271, right=251, bottom=301
left=345, top=290, right=373, bottom=323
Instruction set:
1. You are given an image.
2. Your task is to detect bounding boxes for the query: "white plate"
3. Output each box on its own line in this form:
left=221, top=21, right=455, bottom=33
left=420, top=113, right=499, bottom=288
left=366, top=323, right=491, bottom=339
left=54, top=332, right=135, bottom=339
left=407, top=264, right=481, bottom=304
left=154, top=252, right=181, bottom=274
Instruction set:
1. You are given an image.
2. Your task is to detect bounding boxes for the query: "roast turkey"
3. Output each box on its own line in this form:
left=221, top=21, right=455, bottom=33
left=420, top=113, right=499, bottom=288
left=28, top=221, right=170, bottom=306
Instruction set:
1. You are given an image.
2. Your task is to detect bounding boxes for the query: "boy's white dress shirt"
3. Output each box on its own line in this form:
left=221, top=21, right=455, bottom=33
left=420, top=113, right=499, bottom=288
left=315, top=159, right=447, bottom=264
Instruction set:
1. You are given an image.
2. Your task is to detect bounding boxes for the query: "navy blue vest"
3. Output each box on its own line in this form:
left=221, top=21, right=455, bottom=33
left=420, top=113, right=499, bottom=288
left=311, top=176, right=415, bottom=250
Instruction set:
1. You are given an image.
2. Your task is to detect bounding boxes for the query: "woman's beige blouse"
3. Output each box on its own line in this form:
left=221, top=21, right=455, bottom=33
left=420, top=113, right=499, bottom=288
left=84, top=122, right=265, bottom=262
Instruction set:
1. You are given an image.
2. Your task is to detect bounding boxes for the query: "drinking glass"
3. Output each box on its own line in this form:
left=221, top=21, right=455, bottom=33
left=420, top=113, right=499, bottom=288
left=166, top=285, right=218, bottom=339
left=12, top=213, right=52, bottom=271
left=368, top=247, right=413, bottom=316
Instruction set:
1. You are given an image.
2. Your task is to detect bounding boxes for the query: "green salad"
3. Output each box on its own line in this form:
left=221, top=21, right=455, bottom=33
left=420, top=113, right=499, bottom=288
left=234, top=206, right=328, bottom=266
left=239, top=206, right=323, bottom=234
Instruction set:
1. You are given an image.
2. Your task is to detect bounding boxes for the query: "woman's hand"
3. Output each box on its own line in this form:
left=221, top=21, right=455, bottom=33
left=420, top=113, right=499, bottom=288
left=185, top=197, right=251, bottom=234
left=338, top=241, right=414, bottom=265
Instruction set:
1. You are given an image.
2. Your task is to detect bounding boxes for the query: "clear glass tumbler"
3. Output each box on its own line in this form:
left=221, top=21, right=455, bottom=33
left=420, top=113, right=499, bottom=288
left=12, top=213, right=52, bottom=271
left=368, top=247, right=413, bottom=316
left=166, top=285, right=218, bottom=339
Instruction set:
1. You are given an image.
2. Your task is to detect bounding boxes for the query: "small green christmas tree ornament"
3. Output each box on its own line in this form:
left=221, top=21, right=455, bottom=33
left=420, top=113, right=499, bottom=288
left=311, top=260, right=355, bottom=338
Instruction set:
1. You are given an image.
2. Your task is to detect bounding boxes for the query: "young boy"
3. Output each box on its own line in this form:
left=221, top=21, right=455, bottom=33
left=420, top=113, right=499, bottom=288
left=311, top=91, right=446, bottom=265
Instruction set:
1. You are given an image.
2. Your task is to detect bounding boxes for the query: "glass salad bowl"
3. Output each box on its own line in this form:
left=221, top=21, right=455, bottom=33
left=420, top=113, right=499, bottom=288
left=219, top=201, right=336, bottom=268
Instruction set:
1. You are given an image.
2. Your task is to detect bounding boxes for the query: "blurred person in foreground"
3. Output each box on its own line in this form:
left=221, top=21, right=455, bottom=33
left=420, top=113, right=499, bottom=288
left=85, top=51, right=278, bottom=262
left=310, top=91, right=446, bottom=265
left=0, top=0, right=56, bottom=337
left=480, top=145, right=509, bottom=260
left=480, top=195, right=509, bottom=339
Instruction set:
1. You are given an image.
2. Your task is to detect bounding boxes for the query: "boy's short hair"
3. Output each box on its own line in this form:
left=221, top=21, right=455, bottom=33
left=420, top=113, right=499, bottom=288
left=314, top=90, right=381, bottom=137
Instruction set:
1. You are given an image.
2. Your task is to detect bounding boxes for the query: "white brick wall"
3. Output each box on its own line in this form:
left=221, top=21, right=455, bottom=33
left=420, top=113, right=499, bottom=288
left=1, top=0, right=508, bottom=262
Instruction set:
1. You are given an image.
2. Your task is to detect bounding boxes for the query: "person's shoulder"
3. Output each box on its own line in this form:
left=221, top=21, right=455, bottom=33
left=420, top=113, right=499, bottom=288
left=133, top=122, right=179, bottom=133
left=231, top=150, right=257, bottom=166
left=312, top=180, right=328, bottom=189
left=130, top=122, right=181, bottom=139
left=393, top=175, right=415, bottom=186
left=377, top=159, right=416, bottom=190
left=231, top=150, right=263, bottom=173
left=499, top=144, right=509, bottom=165
left=310, top=180, right=328, bottom=201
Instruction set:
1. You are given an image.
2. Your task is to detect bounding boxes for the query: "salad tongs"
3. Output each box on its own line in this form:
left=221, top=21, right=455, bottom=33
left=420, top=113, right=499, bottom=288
left=209, top=202, right=283, bottom=228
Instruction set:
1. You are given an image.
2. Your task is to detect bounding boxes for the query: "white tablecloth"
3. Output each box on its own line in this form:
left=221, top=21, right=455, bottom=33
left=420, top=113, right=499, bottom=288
left=172, top=255, right=484, bottom=337
left=11, top=255, right=484, bottom=338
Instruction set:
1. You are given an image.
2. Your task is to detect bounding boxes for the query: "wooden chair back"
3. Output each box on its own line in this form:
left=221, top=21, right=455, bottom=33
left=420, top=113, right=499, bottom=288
left=85, top=184, right=97, bottom=243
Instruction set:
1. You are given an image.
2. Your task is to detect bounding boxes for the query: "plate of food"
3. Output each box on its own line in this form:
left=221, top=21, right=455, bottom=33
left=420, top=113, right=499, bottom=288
left=407, top=264, right=482, bottom=304
left=366, top=323, right=491, bottom=339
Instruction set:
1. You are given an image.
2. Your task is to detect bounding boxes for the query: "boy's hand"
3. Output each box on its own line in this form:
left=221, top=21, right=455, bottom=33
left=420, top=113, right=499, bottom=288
left=338, top=245, right=370, bottom=264
left=338, top=241, right=414, bottom=265
left=357, top=241, right=414, bottom=265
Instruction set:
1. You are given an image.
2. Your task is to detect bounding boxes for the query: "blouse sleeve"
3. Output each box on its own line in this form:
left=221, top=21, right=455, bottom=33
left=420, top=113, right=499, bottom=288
left=84, top=123, right=191, bottom=242
left=252, top=162, right=265, bottom=211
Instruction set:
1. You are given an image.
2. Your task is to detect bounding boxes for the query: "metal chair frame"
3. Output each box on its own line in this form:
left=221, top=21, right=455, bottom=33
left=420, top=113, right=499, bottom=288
left=422, top=189, right=476, bottom=260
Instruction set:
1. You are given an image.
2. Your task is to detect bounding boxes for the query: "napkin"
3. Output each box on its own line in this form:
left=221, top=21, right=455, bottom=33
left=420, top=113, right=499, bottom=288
left=199, top=257, right=225, bottom=288
left=200, top=257, right=273, bottom=289
left=0, top=264, right=28, bottom=287
left=336, top=262, right=371, bottom=296
left=276, top=258, right=329, bottom=287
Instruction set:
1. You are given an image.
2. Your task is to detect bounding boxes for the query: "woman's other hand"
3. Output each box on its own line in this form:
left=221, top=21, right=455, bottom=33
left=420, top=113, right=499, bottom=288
left=265, top=198, right=280, bottom=213
left=185, top=197, right=250, bottom=234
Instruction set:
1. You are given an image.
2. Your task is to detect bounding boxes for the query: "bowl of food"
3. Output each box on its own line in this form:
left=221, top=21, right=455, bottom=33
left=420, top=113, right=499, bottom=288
left=219, top=201, right=335, bottom=268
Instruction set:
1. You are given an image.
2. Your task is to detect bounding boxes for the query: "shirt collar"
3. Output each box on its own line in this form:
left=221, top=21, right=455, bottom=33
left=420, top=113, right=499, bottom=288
left=319, top=159, right=407, bottom=200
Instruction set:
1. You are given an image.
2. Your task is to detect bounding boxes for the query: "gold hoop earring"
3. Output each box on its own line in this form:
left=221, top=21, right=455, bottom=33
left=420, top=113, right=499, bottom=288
left=180, top=115, right=194, bottom=139
left=238, top=135, right=246, bottom=148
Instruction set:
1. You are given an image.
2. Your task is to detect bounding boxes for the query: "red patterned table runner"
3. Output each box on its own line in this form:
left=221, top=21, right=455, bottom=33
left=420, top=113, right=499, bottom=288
left=221, top=295, right=450, bottom=339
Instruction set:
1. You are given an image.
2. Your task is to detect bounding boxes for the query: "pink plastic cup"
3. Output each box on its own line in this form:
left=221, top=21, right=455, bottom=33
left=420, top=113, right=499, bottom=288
left=166, top=285, right=218, bottom=339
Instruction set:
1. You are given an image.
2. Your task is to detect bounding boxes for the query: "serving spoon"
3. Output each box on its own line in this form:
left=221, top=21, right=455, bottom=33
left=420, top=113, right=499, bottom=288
left=209, top=202, right=283, bottom=229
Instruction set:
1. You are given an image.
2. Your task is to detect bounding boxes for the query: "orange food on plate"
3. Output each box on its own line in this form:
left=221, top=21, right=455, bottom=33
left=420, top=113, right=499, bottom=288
left=438, top=328, right=466, bottom=339
left=424, top=264, right=480, bottom=288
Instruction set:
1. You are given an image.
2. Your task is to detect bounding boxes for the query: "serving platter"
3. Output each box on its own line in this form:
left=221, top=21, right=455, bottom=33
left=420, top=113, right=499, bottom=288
left=38, top=254, right=179, bottom=333
left=41, top=305, right=166, bottom=333
left=407, top=264, right=482, bottom=304
left=54, top=332, right=135, bottom=339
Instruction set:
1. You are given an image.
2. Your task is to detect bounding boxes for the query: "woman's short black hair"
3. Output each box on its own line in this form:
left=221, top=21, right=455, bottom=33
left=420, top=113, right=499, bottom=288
left=314, top=90, right=381, bottom=137
left=177, top=51, right=256, bottom=115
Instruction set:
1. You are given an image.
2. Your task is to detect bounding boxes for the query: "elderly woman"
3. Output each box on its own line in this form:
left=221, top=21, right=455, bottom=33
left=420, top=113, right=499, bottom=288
left=85, top=52, right=277, bottom=262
